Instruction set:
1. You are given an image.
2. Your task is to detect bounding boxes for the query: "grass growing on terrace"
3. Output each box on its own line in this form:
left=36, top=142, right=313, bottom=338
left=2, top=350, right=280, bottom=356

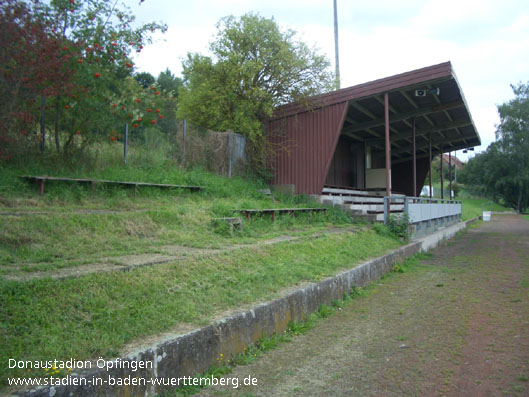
left=0, top=147, right=403, bottom=388
left=0, top=229, right=401, bottom=386
left=0, top=155, right=353, bottom=275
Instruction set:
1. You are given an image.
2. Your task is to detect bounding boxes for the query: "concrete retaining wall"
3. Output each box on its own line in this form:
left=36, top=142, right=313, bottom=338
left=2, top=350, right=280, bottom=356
left=17, top=219, right=476, bottom=397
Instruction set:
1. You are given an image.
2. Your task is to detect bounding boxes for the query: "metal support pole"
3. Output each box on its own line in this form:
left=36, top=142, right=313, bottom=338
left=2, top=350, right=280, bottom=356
left=412, top=118, right=417, bottom=198
left=182, top=119, right=187, bottom=167
left=228, top=133, right=232, bottom=178
left=40, top=95, right=46, bottom=153
left=449, top=151, right=452, bottom=200
left=124, top=123, right=128, bottom=165
left=384, top=92, right=391, bottom=215
left=429, top=134, right=433, bottom=198
left=440, top=146, right=444, bottom=199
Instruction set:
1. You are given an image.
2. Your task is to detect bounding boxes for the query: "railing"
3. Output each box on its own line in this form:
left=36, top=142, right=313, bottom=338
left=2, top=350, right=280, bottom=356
left=384, top=196, right=462, bottom=227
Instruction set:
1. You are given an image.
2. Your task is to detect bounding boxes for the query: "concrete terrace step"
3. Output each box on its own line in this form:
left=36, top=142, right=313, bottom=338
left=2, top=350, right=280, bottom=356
left=347, top=204, right=404, bottom=212
left=343, top=197, right=405, bottom=204
left=322, top=189, right=384, bottom=197
left=323, top=185, right=387, bottom=195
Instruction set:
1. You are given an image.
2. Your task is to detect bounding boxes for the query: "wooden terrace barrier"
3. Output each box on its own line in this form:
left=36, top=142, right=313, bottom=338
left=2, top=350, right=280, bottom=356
left=19, top=176, right=203, bottom=196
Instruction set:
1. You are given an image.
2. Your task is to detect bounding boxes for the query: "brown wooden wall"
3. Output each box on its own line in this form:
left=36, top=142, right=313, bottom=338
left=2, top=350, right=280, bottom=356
left=267, top=102, right=348, bottom=194
left=391, top=157, right=430, bottom=196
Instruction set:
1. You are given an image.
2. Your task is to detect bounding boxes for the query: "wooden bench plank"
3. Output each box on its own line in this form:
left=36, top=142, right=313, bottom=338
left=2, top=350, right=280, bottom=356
left=19, top=176, right=203, bottom=196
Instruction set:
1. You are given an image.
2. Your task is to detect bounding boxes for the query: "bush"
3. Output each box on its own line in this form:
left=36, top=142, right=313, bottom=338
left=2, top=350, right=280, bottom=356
left=373, top=214, right=409, bottom=241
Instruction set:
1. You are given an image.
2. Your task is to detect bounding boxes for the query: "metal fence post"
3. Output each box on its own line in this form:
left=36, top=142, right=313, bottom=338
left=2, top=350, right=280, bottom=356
left=182, top=119, right=187, bottom=167
left=228, top=133, right=232, bottom=178
left=124, top=123, right=128, bottom=165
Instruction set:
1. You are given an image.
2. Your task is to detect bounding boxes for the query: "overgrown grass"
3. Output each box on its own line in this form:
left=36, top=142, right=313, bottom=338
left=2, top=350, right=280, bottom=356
left=0, top=151, right=356, bottom=273
left=0, top=230, right=402, bottom=386
left=0, top=145, right=413, bottom=390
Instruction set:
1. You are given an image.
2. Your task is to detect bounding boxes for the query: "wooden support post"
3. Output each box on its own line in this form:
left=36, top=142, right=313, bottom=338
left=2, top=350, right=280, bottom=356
left=91, top=181, right=95, bottom=194
left=133, top=184, right=137, bottom=197
left=40, top=179, right=45, bottom=196
left=272, top=211, right=275, bottom=222
left=429, top=135, right=433, bottom=198
left=384, top=92, right=391, bottom=215
left=412, top=118, right=417, bottom=198
left=448, top=151, right=452, bottom=200
left=440, top=146, right=444, bottom=199
left=247, top=212, right=251, bottom=221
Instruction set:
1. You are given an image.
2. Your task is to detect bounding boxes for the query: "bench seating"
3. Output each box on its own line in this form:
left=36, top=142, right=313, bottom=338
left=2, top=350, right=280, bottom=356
left=20, top=175, right=203, bottom=196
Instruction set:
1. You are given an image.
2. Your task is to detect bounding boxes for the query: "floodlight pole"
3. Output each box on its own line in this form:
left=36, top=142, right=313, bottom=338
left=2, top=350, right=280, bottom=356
left=333, top=0, right=340, bottom=89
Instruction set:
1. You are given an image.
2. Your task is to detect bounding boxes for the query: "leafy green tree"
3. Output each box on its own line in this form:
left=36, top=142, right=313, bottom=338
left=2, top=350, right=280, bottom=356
left=134, top=72, right=156, bottom=89
left=177, top=13, right=334, bottom=143
left=152, top=69, right=181, bottom=135
left=157, top=68, right=183, bottom=96
left=460, top=82, right=529, bottom=212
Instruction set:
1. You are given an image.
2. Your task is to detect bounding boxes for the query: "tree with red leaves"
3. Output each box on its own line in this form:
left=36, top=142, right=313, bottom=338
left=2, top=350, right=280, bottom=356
left=0, top=0, right=79, bottom=158
left=0, top=0, right=167, bottom=159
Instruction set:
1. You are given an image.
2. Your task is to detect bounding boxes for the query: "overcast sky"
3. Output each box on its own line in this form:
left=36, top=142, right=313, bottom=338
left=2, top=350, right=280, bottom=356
left=130, top=0, right=529, bottom=160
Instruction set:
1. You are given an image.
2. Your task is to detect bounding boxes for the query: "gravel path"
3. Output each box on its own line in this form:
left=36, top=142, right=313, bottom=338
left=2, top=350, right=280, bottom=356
left=198, top=214, right=529, bottom=396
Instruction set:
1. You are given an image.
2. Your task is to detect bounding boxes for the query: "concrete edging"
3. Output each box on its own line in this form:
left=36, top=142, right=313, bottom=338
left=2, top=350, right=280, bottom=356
left=18, top=218, right=477, bottom=397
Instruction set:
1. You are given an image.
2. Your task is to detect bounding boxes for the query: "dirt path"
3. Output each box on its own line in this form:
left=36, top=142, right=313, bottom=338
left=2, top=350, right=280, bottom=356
left=198, top=214, right=529, bottom=396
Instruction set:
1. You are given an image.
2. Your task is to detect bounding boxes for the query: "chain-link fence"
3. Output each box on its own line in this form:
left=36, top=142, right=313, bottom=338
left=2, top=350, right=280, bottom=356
left=121, top=120, right=247, bottom=177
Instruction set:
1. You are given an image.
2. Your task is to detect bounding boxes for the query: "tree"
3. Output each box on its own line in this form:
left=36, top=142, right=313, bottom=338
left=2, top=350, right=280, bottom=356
left=460, top=82, right=529, bottom=212
left=0, top=0, right=78, bottom=158
left=0, top=0, right=167, bottom=159
left=153, top=69, right=181, bottom=135
left=39, top=0, right=167, bottom=155
left=157, top=68, right=183, bottom=96
left=134, top=72, right=156, bottom=89
left=177, top=13, right=334, bottom=144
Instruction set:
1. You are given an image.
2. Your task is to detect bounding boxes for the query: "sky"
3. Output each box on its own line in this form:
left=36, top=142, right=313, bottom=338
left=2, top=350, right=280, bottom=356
left=129, top=0, right=529, bottom=161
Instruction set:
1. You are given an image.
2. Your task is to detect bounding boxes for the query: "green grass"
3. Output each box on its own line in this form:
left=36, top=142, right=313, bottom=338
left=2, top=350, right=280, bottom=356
left=0, top=229, right=401, bottom=385
left=0, top=157, right=355, bottom=273
left=0, top=148, right=406, bottom=388
left=169, top=252, right=432, bottom=396
left=460, top=197, right=511, bottom=221
left=4, top=147, right=495, bottom=390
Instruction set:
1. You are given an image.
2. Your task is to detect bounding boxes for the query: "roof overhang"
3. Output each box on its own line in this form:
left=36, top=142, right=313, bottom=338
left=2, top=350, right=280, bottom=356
left=272, top=61, right=481, bottom=164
